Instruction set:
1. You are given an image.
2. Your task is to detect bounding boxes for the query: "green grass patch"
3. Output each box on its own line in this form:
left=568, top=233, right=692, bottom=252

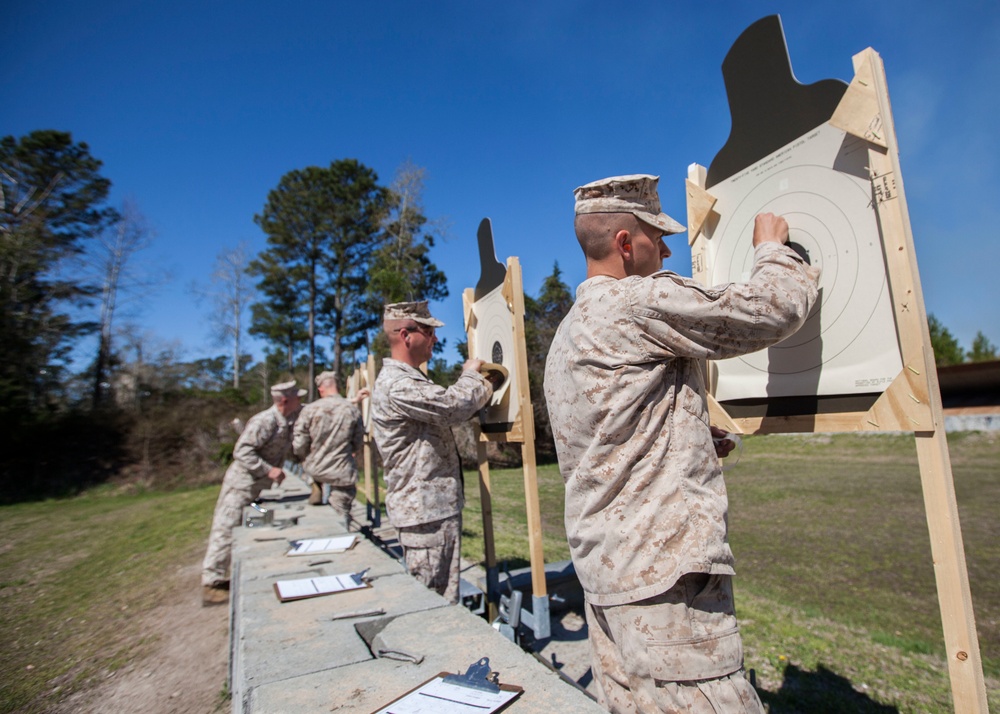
left=461, top=462, right=571, bottom=570
left=0, top=486, right=219, bottom=713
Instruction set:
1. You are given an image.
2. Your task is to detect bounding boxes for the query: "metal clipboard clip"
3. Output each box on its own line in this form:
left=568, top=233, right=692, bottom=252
left=441, top=657, right=501, bottom=693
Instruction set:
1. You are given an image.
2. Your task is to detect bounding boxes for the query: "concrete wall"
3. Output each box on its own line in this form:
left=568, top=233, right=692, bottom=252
left=228, top=481, right=603, bottom=713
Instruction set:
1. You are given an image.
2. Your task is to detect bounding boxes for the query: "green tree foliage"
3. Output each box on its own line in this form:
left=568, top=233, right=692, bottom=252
left=0, top=130, right=117, bottom=418
left=927, top=314, right=965, bottom=366
left=251, top=159, right=390, bottom=394
left=969, top=331, right=998, bottom=362
left=248, top=252, right=310, bottom=371
left=524, top=262, right=573, bottom=459
left=367, top=161, right=448, bottom=311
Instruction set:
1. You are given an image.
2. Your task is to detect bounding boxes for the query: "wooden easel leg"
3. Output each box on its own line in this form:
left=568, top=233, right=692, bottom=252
left=915, top=430, right=988, bottom=713
left=521, top=439, right=547, bottom=599
left=477, top=439, right=499, bottom=621
left=364, top=440, right=380, bottom=528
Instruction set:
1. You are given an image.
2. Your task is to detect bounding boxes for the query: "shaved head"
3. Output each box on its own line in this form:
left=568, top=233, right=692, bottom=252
left=384, top=319, right=406, bottom=347
left=574, top=212, right=643, bottom=260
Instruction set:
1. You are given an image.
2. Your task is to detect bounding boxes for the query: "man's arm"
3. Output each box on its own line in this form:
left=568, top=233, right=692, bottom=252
left=634, top=213, right=819, bottom=361
left=387, top=363, right=492, bottom=426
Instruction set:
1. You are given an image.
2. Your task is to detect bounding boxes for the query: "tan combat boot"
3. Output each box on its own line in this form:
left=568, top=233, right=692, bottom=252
left=202, top=584, right=229, bottom=606
left=308, top=481, right=323, bottom=505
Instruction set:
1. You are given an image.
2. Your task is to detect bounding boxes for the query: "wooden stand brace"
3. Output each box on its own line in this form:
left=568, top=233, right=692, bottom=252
left=687, top=48, right=987, bottom=713
left=463, top=257, right=550, bottom=638
left=348, top=356, right=380, bottom=528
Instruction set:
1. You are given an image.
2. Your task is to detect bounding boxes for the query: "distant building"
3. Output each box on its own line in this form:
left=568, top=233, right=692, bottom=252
left=939, top=360, right=1000, bottom=431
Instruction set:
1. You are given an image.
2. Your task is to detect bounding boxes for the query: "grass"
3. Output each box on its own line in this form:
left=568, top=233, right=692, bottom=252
left=0, top=485, right=219, bottom=713
left=459, top=432, right=1000, bottom=712
left=1, top=432, right=997, bottom=712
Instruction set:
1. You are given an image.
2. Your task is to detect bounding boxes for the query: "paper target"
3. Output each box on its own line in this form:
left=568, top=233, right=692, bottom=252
left=471, top=285, right=520, bottom=429
left=704, top=123, right=903, bottom=401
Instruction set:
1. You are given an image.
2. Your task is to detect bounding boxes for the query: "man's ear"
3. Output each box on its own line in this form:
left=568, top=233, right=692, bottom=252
left=614, top=229, right=632, bottom=259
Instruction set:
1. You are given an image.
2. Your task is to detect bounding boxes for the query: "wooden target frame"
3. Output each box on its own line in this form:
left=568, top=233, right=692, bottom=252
left=687, top=21, right=987, bottom=712
left=463, top=222, right=549, bottom=638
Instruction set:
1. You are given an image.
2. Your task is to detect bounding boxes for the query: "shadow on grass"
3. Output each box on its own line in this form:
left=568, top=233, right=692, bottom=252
left=758, top=663, right=899, bottom=713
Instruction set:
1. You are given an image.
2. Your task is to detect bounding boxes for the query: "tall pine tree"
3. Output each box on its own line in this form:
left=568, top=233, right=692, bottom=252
left=251, top=159, right=389, bottom=396
left=365, top=161, right=449, bottom=359
left=0, top=130, right=117, bottom=417
left=248, top=252, right=310, bottom=372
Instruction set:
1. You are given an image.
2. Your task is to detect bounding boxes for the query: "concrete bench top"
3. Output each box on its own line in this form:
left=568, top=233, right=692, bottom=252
left=229, top=477, right=602, bottom=713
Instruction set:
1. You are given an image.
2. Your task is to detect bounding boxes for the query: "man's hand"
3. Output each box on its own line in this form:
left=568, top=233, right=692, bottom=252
left=267, top=466, right=286, bottom=485
left=351, top=387, right=371, bottom=404
left=710, top=426, right=736, bottom=459
left=463, top=358, right=485, bottom=373
left=752, top=212, right=789, bottom=247
left=483, top=367, right=506, bottom=390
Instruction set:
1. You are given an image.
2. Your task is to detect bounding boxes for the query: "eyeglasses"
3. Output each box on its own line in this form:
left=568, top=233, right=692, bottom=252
left=393, top=323, right=435, bottom=337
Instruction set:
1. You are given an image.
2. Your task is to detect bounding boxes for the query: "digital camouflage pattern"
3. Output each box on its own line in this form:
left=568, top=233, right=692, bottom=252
left=201, top=404, right=297, bottom=587
left=397, top=514, right=462, bottom=604
left=544, top=241, right=819, bottom=607
left=370, top=359, right=491, bottom=528
left=228, top=405, right=296, bottom=483
left=574, top=174, right=686, bottom=235
left=325, top=484, right=357, bottom=521
left=292, top=394, right=364, bottom=487
left=586, top=574, right=763, bottom=713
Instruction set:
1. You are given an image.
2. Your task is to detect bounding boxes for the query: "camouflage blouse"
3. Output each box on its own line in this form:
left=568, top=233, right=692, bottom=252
left=226, top=405, right=296, bottom=486
left=371, top=359, right=491, bottom=528
left=292, top=395, right=364, bottom=486
left=544, top=242, right=819, bottom=606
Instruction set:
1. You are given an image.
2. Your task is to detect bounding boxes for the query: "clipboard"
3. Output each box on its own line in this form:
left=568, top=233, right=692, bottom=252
left=285, top=535, right=358, bottom=556
left=371, top=657, right=522, bottom=714
left=273, top=570, right=371, bottom=603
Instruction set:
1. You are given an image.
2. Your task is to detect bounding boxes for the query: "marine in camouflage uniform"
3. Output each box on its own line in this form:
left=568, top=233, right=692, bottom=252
left=371, top=301, right=493, bottom=604
left=201, top=381, right=304, bottom=604
left=544, top=175, right=820, bottom=713
left=292, top=371, right=366, bottom=523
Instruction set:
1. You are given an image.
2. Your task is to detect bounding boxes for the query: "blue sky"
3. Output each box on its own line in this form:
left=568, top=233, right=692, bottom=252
left=3, top=1, right=998, bottom=366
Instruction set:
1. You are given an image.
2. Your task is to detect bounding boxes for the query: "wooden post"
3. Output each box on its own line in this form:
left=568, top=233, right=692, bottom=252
left=362, top=355, right=380, bottom=527
left=506, top=258, right=547, bottom=603
left=475, top=434, right=499, bottom=621
left=858, top=48, right=988, bottom=713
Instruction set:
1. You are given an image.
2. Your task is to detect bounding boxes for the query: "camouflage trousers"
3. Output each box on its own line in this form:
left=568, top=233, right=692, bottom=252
left=324, top=484, right=357, bottom=523
left=201, top=473, right=270, bottom=587
left=584, top=573, right=763, bottom=714
left=397, top=514, right=461, bottom=605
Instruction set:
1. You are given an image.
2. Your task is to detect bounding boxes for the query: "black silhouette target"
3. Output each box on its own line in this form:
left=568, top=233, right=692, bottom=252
left=704, top=125, right=902, bottom=399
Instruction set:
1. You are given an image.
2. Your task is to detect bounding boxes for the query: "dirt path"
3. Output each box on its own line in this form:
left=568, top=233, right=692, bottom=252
left=54, top=557, right=230, bottom=714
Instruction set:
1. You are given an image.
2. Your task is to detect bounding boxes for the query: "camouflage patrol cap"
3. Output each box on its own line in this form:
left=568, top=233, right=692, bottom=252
left=574, top=174, right=686, bottom=235
left=270, top=380, right=307, bottom=398
left=315, top=370, right=338, bottom=388
left=382, top=301, right=445, bottom=328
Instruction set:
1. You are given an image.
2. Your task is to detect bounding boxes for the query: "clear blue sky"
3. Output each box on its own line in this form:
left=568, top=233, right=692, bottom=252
left=3, top=1, right=998, bottom=366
